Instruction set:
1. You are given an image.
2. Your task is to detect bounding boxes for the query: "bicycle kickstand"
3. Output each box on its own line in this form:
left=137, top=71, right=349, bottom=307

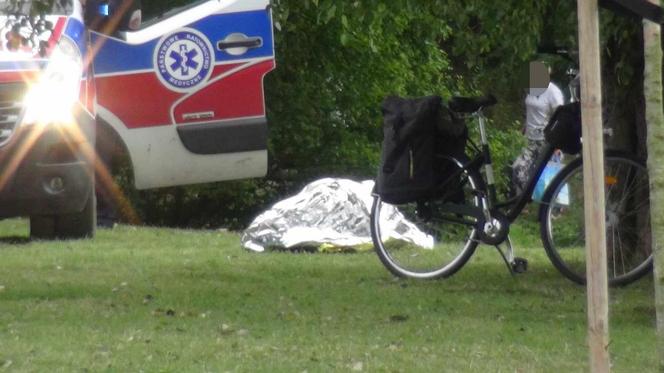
left=494, top=236, right=529, bottom=275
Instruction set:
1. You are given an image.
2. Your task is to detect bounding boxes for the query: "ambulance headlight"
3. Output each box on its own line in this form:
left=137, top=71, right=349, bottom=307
left=22, top=37, right=83, bottom=126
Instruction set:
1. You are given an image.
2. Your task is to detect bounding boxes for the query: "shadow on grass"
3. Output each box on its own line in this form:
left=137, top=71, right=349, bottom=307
left=0, top=236, right=30, bottom=245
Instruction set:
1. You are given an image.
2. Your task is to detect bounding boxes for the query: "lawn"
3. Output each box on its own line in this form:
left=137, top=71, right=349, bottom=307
left=0, top=219, right=657, bottom=372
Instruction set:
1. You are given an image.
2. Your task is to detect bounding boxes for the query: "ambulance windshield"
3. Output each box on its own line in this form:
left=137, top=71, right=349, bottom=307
left=0, top=0, right=73, bottom=15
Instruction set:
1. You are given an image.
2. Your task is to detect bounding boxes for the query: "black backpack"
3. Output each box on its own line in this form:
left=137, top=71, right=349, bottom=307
left=544, top=102, right=582, bottom=155
left=375, top=96, right=467, bottom=204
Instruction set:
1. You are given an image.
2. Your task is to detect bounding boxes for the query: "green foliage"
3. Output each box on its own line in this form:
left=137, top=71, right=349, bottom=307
left=434, top=1, right=549, bottom=83
left=266, top=0, right=456, bottom=178
left=490, top=124, right=527, bottom=193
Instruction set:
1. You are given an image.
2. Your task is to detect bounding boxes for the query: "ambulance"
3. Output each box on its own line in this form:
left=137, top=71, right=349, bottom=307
left=0, top=0, right=275, bottom=238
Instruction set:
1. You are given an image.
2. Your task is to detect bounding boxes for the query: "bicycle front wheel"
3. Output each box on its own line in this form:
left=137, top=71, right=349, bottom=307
left=370, top=162, right=482, bottom=279
left=539, top=151, right=653, bottom=286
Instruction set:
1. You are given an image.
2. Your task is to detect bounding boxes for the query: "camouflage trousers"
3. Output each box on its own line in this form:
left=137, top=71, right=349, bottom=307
left=511, top=139, right=546, bottom=195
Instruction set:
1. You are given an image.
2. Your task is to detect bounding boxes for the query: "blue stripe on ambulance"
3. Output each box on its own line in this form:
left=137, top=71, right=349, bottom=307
left=64, top=17, right=87, bottom=56
left=92, top=10, right=273, bottom=75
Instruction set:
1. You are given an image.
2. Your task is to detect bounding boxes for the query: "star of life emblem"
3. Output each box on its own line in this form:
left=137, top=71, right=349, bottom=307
left=154, top=28, right=214, bottom=92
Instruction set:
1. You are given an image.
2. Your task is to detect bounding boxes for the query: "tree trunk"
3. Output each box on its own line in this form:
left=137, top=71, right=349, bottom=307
left=603, top=25, right=645, bottom=156
left=643, top=1, right=664, bottom=370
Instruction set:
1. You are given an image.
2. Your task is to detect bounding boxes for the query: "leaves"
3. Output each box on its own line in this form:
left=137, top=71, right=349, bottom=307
left=267, top=0, right=455, bottom=178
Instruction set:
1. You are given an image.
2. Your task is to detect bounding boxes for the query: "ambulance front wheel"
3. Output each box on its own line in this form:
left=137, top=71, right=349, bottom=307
left=30, top=191, right=97, bottom=240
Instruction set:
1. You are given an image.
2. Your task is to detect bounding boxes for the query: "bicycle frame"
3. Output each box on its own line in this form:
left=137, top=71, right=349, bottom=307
left=452, top=109, right=557, bottom=227
left=436, top=48, right=581, bottom=234
left=499, top=143, right=556, bottom=222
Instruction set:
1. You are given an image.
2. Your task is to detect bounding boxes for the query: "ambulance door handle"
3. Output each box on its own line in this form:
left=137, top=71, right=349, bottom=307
left=217, top=37, right=262, bottom=49
left=217, top=34, right=263, bottom=54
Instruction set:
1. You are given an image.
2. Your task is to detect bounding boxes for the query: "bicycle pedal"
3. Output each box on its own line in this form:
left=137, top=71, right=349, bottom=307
left=511, top=257, right=528, bottom=274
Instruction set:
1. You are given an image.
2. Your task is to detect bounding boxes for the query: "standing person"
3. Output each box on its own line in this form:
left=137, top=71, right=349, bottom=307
left=512, top=61, right=565, bottom=195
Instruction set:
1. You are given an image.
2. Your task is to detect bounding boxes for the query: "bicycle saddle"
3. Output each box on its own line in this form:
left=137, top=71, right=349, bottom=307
left=449, top=94, right=497, bottom=113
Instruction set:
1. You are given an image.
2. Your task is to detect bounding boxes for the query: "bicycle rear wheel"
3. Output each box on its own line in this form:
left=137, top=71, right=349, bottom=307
left=539, top=152, right=653, bottom=286
left=370, top=161, right=482, bottom=279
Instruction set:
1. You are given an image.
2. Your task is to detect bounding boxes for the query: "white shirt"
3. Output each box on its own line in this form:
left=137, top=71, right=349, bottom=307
left=525, top=82, right=565, bottom=141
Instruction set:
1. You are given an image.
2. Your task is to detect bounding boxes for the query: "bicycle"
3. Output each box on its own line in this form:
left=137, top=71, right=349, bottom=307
left=370, top=53, right=653, bottom=287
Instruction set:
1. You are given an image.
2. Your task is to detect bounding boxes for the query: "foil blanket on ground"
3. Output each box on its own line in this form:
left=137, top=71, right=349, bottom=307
left=241, top=178, right=433, bottom=252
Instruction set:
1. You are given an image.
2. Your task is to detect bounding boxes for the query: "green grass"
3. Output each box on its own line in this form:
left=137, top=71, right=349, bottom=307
left=0, top=219, right=657, bottom=372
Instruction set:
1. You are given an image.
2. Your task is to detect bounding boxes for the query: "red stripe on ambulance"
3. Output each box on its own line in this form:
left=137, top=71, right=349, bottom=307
left=174, top=60, right=274, bottom=124
left=95, top=63, right=244, bottom=128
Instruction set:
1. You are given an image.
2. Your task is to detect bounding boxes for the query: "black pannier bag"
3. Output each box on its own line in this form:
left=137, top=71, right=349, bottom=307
left=375, top=95, right=467, bottom=204
left=544, top=102, right=582, bottom=155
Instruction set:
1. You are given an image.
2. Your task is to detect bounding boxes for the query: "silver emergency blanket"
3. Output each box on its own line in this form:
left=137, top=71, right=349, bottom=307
left=241, top=178, right=433, bottom=252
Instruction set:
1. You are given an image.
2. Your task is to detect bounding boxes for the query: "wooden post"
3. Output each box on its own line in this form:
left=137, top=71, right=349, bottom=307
left=577, top=0, right=611, bottom=371
left=642, top=0, right=664, bottom=369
